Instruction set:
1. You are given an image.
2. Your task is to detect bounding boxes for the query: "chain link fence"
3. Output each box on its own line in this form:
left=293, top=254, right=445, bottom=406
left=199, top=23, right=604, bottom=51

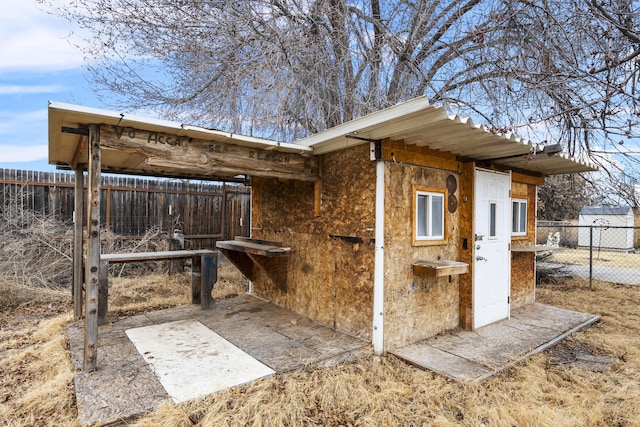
left=536, top=221, right=640, bottom=286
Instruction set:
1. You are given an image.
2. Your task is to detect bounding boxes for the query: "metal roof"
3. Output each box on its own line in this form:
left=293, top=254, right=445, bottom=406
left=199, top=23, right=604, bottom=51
left=580, top=206, right=633, bottom=216
left=49, top=98, right=597, bottom=180
left=297, top=97, right=597, bottom=175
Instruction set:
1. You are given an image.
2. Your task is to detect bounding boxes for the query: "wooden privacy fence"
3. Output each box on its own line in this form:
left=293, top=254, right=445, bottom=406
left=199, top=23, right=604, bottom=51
left=0, top=168, right=251, bottom=249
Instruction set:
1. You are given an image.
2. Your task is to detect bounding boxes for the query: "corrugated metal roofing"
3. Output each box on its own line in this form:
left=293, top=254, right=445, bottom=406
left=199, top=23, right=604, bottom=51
left=579, top=206, right=633, bottom=216
left=297, top=97, right=597, bottom=175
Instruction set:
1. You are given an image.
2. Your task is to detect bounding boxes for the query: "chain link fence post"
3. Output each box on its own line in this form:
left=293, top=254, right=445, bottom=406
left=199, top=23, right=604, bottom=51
left=589, top=226, right=593, bottom=290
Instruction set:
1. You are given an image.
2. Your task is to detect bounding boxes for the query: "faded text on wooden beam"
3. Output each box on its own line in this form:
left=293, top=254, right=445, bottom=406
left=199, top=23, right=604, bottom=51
left=100, top=126, right=319, bottom=181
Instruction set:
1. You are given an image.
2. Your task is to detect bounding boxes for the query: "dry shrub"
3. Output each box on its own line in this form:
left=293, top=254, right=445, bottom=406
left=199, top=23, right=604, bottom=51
left=0, top=205, right=74, bottom=308
left=101, top=226, right=176, bottom=278
left=0, top=198, right=176, bottom=309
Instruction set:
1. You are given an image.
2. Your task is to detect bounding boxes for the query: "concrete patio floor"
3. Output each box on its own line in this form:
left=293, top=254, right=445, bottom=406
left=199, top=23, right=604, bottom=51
left=67, top=293, right=370, bottom=427
left=68, top=297, right=598, bottom=426
left=392, top=303, right=599, bottom=382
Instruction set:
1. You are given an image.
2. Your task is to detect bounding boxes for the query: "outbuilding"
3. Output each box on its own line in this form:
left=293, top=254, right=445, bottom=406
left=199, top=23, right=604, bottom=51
left=215, top=97, right=596, bottom=352
left=49, top=97, right=596, bottom=369
left=578, top=206, right=635, bottom=251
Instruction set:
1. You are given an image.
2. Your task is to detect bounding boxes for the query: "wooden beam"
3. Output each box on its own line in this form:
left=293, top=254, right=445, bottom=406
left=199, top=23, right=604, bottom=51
left=99, top=126, right=319, bottom=182
left=70, top=136, right=87, bottom=170
left=83, top=124, right=101, bottom=372
left=73, top=167, right=84, bottom=320
left=381, top=139, right=462, bottom=172
left=512, top=171, right=545, bottom=186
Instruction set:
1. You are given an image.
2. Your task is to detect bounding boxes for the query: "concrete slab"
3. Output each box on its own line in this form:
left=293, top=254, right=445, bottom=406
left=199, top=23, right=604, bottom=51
left=125, top=319, right=275, bottom=403
left=392, top=303, right=599, bottom=382
left=68, top=294, right=369, bottom=426
left=397, top=342, right=495, bottom=379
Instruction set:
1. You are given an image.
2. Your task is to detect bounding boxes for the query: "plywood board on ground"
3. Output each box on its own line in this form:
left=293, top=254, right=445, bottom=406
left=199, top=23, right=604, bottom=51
left=125, top=319, right=275, bottom=403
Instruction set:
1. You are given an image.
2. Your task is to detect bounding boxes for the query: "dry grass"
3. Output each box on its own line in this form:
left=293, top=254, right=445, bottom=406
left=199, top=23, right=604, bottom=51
left=127, top=277, right=640, bottom=427
left=0, top=301, right=76, bottom=426
left=1, top=269, right=638, bottom=426
left=548, top=248, right=640, bottom=269
left=106, top=259, right=248, bottom=319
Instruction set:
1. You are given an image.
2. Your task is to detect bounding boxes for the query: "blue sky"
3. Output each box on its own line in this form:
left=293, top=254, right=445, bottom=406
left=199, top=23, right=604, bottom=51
left=0, top=0, right=104, bottom=172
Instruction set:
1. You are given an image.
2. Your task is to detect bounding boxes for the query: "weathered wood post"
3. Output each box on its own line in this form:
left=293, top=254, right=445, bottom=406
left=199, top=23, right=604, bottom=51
left=98, top=259, right=109, bottom=326
left=84, top=124, right=101, bottom=372
left=201, top=252, right=218, bottom=309
left=191, top=255, right=202, bottom=304
left=73, top=167, right=84, bottom=320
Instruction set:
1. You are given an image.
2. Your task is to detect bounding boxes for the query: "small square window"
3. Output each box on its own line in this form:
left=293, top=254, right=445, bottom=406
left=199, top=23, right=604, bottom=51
left=512, top=199, right=527, bottom=236
left=415, top=191, right=444, bottom=241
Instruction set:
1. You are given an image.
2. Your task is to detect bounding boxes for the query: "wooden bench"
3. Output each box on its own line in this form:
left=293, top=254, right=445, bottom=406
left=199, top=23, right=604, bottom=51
left=98, top=249, right=218, bottom=325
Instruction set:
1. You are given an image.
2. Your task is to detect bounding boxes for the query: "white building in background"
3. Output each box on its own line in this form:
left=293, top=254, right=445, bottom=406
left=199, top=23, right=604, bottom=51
left=578, top=206, right=635, bottom=251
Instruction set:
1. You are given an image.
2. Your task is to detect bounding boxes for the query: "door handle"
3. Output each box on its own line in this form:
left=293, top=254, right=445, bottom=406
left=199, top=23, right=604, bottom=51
left=476, top=256, right=487, bottom=262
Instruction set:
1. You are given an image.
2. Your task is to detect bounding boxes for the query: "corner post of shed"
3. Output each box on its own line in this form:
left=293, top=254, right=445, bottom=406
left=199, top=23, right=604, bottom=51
left=73, top=166, right=85, bottom=320
left=372, top=154, right=385, bottom=353
left=84, top=124, right=101, bottom=372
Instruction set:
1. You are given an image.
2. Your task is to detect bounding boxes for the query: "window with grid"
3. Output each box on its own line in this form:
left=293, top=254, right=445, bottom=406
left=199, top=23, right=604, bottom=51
left=415, top=189, right=445, bottom=242
left=512, top=199, right=527, bottom=236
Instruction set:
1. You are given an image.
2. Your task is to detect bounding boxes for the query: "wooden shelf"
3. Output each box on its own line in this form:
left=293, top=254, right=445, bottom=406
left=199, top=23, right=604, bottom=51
left=216, top=239, right=290, bottom=257
left=412, top=260, right=469, bottom=277
left=216, top=237, right=290, bottom=292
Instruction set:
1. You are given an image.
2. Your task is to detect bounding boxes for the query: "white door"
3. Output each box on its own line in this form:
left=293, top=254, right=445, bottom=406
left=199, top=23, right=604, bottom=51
left=473, top=169, right=511, bottom=329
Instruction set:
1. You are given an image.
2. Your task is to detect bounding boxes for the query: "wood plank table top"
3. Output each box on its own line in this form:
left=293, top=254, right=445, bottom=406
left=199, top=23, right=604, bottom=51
left=216, top=240, right=290, bottom=257
left=101, top=249, right=216, bottom=263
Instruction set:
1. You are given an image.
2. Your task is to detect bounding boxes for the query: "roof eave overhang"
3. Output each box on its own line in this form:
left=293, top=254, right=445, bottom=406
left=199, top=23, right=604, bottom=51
left=48, top=101, right=316, bottom=182
left=297, top=96, right=597, bottom=176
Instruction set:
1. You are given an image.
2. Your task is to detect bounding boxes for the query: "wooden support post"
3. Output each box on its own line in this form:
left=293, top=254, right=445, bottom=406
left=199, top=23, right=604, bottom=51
left=200, top=252, right=218, bottom=309
left=314, top=158, right=322, bottom=217
left=84, top=124, right=101, bottom=372
left=221, top=183, right=227, bottom=240
left=98, top=259, right=108, bottom=326
left=191, top=255, right=202, bottom=304
left=73, top=167, right=84, bottom=320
